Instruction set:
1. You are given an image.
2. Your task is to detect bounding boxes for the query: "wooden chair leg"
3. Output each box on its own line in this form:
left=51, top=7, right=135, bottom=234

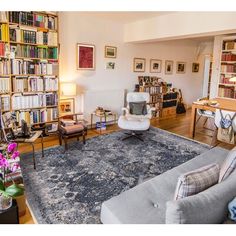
left=64, top=138, right=68, bottom=150
left=59, top=133, right=62, bottom=145
left=41, top=134, right=44, bottom=157
left=30, top=143, right=36, bottom=169
left=77, top=136, right=79, bottom=141
left=83, top=133, right=86, bottom=144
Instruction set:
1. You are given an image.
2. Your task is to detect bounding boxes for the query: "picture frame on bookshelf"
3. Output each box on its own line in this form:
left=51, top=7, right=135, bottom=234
left=105, top=46, right=117, bottom=58
left=176, top=62, right=186, bottom=74
left=192, top=63, right=200, bottom=73
left=77, top=43, right=95, bottom=70
left=133, top=58, right=145, bottom=72
left=150, top=59, right=162, bottom=73
left=165, top=60, right=173, bottom=74
left=59, top=98, right=75, bottom=116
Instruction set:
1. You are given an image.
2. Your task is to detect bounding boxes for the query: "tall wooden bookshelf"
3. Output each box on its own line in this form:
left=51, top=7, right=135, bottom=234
left=0, top=11, right=59, bottom=132
left=219, top=36, right=236, bottom=99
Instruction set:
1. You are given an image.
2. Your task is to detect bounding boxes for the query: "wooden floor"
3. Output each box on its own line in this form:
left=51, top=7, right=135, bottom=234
left=18, top=108, right=234, bottom=224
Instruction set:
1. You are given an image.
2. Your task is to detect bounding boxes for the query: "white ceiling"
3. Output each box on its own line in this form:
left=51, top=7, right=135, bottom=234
left=79, top=11, right=173, bottom=24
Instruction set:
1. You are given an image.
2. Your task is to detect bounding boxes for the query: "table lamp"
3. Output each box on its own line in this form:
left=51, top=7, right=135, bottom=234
left=61, top=82, right=77, bottom=96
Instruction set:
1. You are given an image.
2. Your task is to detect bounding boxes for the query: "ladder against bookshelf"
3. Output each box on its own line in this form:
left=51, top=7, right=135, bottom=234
left=0, top=11, right=60, bottom=132
left=219, top=36, right=236, bottom=99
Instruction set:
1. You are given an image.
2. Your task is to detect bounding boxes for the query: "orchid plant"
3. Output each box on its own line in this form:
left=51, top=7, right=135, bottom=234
left=0, top=142, right=24, bottom=198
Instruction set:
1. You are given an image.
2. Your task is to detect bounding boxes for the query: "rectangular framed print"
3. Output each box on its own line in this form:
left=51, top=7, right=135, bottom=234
left=59, top=98, right=75, bottom=116
left=77, top=43, right=95, bottom=70
left=150, top=59, right=162, bottom=73
left=165, top=60, right=173, bottom=74
left=192, top=63, right=200, bottom=73
left=105, top=46, right=117, bottom=58
left=133, top=58, right=146, bottom=72
left=176, top=62, right=186, bottom=74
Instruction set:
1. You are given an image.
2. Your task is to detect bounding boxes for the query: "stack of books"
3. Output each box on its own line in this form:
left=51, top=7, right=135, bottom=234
left=61, top=119, right=75, bottom=127
left=0, top=77, right=10, bottom=93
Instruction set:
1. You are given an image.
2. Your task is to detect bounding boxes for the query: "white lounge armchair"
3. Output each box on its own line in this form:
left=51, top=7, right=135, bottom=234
left=118, top=92, right=155, bottom=141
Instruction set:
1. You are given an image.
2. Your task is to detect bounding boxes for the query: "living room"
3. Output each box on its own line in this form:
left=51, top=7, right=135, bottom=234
left=1, top=0, right=236, bottom=234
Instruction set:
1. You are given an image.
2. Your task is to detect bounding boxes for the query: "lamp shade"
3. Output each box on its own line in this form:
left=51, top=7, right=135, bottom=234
left=61, top=82, right=77, bottom=96
left=229, top=77, right=236, bottom=82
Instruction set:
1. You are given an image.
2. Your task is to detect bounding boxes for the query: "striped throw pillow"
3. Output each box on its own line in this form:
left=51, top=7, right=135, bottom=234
left=219, top=147, right=236, bottom=182
left=174, top=163, right=220, bottom=200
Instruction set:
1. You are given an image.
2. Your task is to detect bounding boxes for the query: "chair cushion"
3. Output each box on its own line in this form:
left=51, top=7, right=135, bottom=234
left=129, top=101, right=147, bottom=115
left=118, top=116, right=150, bottom=131
left=219, top=147, right=236, bottom=182
left=174, top=163, right=220, bottom=200
left=59, top=124, right=84, bottom=135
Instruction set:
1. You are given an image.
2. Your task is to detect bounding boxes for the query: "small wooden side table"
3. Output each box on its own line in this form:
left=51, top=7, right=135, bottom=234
left=90, top=112, right=117, bottom=134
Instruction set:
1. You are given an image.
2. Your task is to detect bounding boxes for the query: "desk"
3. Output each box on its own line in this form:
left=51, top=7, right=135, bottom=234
left=190, top=98, right=236, bottom=138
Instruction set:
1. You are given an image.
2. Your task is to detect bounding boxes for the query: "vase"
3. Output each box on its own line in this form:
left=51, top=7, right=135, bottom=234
left=14, top=194, right=26, bottom=216
left=0, top=194, right=12, bottom=211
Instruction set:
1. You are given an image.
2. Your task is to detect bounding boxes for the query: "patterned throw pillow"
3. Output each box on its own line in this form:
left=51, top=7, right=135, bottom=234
left=219, top=147, right=236, bottom=182
left=174, top=163, right=220, bottom=200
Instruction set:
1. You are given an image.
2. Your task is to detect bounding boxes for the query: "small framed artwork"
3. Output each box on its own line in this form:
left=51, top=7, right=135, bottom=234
left=59, top=98, right=75, bottom=115
left=77, top=43, right=95, bottom=70
left=106, top=62, right=115, bottom=70
left=133, top=58, right=146, bottom=72
left=105, top=46, right=117, bottom=58
left=165, top=60, right=173, bottom=74
left=150, top=59, right=162, bottom=73
left=192, top=63, right=200, bottom=73
left=176, top=62, right=186, bottom=74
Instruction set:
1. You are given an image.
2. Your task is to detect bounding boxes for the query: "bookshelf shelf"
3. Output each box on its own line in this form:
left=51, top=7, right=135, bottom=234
left=221, top=61, right=236, bottom=64
left=0, top=11, right=60, bottom=129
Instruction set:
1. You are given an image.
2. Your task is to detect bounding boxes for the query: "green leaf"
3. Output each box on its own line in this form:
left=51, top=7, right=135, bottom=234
left=5, top=184, right=24, bottom=197
left=0, top=180, right=4, bottom=191
left=0, top=189, right=9, bottom=198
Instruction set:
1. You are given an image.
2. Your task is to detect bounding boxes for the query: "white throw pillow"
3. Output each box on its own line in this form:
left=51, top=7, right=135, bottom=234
left=219, top=147, right=236, bottom=182
left=174, top=163, right=220, bottom=200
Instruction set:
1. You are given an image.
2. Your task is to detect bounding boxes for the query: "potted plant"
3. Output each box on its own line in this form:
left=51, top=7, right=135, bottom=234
left=0, top=142, right=26, bottom=216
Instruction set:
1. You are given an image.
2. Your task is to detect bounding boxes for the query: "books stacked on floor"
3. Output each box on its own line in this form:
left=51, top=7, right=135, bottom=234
left=12, top=93, right=45, bottom=109
left=0, top=95, right=10, bottom=111
left=221, top=64, right=236, bottom=73
left=46, top=107, right=58, bottom=121
left=11, top=59, right=58, bottom=75
left=0, top=77, right=10, bottom=93
left=0, top=23, right=9, bottom=41
left=45, top=92, right=58, bottom=106
left=0, top=59, right=9, bottom=74
left=44, top=76, right=58, bottom=91
left=0, top=12, right=7, bottom=22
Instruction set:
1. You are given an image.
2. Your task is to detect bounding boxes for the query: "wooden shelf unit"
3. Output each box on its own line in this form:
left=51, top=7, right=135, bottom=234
left=0, top=11, right=60, bottom=128
left=219, top=36, right=236, bottom=99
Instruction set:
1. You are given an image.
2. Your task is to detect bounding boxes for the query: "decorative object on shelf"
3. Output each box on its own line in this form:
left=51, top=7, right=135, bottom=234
left=165, top=60, right=173, bottom=74
left=150, top=59, right=162, bottom=73
left=104, top=45, right=117, bottom=58
left=133, top=58, right=145, bottom=72
left=106, top=62, right=115, bottom=70
left=176, top=61, right=186, bottom=74
left=192, top=63, right=200, bottom=73
left=77, top=43, right=95, bottom=70
left=59, top=98, right=75, bottom=116
left=60, top=82, right=76, bottom=96
left=229, top=76, right=236, bottom=82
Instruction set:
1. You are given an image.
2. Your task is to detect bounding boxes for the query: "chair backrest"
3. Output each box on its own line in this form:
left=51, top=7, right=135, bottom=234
left=126, top=92, right=150, bottom=104
left=215, top=109, right=236, bottom=132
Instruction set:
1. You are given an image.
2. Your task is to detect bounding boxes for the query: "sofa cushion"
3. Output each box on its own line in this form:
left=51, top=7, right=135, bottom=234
left=174, top=163, right=220, bottom=200
left=59, top=124, right=84, bottom=134
left=166, top=169, right=236, bottom=224
left=219, top=147, right=236, bottom=182
left=100, top=147, right=228, bottom=224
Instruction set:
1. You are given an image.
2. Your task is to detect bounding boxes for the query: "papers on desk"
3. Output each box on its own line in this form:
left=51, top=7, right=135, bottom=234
left=193, top=100, right=219, bottom=107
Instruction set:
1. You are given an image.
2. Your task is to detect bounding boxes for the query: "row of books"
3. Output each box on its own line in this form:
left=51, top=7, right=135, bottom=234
left=221, top=53, right=236, bottom=61
left=45, top=93, right=58, bottom=106
left=150, top=96, right=162, bottom=104
left=0, top=95, right=10, bottom=111
left=12, top=94, right=46, bottom=109
left=0, top=42, right=6, bottom=56
left=221, top=64, right=236, bottom=73
left=11, top=44, right=58, bottom=59
left=9, top=12, right=58, bottom=30
left=0, top=60, right=9, bottom=75
left=0, top=23, right=9, bottom=41
left=0, top=77, right=10, bottom=93
left=0, top=12, right=7, bottom=22
left=12, top=76, right=58, bottom=92
left=219, top=75, right=236, bottom=84
left=218, top=86, right=235, bottom=99
left=141, top=86, right=163, bottom=94
left=15, top=107, right=58, bottom=124
left=10, top=27, right=58, bottom=46
left=11, top=59, right=59, bottom=75
left=223, top=41, right=236, bottom=50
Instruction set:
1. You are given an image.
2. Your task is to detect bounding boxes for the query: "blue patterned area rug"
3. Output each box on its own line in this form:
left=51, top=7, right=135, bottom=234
left=20, top=127, right=210, bottom=224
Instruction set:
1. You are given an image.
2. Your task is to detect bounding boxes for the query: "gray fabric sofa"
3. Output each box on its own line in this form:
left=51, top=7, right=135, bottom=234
left=100, top=147, right=236, bottom=224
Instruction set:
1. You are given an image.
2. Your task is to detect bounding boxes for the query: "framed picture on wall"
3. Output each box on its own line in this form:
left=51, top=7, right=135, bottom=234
left=77, top=43, right=95, bottom=70
left=165, top=60, right=173, bottom=74
left=192, top=63, right=200, bottom=73
left=106, top=62, right=115, bottom=70
left=59, top=98, right=75, bottom=116
left=150, top=59, right=162, bottom=73
left=133, top=58, right=146, bottom=72
left=105, top=46, right=117, bottom=58
left=176, top=62, right=186, bottom=74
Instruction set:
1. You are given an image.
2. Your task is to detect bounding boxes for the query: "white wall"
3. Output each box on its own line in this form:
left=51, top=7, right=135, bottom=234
left=59, top=12, right=213, bottom=120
